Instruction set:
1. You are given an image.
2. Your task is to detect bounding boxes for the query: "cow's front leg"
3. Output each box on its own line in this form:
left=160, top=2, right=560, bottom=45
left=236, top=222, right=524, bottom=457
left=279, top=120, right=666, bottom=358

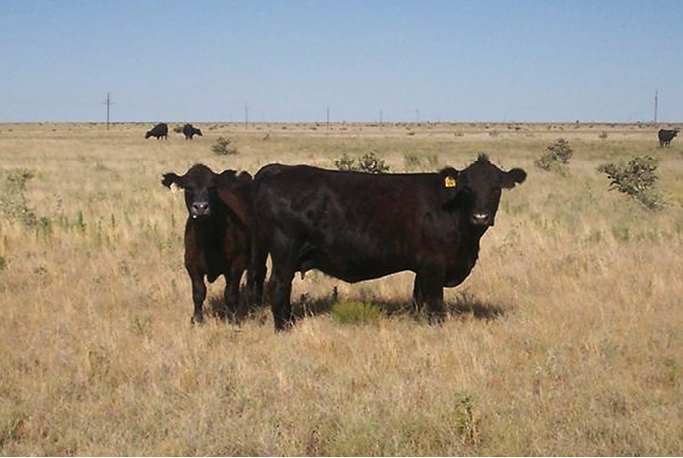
left=417, top=270, right=445, bottom=325
left=223, top=268, right=242, bottom=324
left=189, top=269, right=207, bottom=325
left=247, top=240, right=268, bottom=306
left=412, top=275, right=424, bottom=311
left=268, top=257, right=295, bottom=332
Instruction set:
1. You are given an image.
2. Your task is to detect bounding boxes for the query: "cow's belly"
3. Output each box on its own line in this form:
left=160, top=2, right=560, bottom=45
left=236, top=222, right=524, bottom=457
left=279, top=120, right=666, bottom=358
left=299, top=247, right=413, bottom=284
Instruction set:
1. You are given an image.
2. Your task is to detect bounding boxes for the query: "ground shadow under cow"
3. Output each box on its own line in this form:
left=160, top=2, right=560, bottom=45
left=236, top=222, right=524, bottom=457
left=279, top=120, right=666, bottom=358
left=205, top=287, right=508, bottom=325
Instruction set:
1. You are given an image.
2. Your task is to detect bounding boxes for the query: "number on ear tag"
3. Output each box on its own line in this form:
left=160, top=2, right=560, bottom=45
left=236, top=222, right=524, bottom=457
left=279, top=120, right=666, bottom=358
left=444, top=176, right=456, bottom=188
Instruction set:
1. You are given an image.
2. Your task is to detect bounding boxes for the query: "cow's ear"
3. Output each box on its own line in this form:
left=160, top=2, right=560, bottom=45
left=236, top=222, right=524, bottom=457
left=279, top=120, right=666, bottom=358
left=439, top=167, right=460, bottom=206
left=217, top=170, right=237, bottom=181
left=501, top=168, right=527, bottom=189
left=237, top=171, right=252, bottom=182
left=161, top=172, right=184, bottom=189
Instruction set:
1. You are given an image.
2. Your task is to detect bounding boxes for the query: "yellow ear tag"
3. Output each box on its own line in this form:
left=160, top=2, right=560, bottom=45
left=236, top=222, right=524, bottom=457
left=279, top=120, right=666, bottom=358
left=444, top=176, right=456, bottom=188
left=170, top=183, right=179, bottom=193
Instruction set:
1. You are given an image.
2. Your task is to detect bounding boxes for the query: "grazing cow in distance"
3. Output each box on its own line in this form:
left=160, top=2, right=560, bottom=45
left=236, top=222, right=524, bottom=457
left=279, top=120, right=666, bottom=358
left=658, top=128, right=679, bottom=147
left=146, top=123, right=168, bottom=140
left=249, top=154, right=527, bottom=330
left=162, top=164, right=252, bottom=324
left=182, top=123, right=203, bottom=140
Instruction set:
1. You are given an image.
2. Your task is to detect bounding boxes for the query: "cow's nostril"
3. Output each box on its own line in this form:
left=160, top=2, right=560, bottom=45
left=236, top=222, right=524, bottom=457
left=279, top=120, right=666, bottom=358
left=191, top=202, right=210, bottom=215
left=472, top=213, right=489, bottom=225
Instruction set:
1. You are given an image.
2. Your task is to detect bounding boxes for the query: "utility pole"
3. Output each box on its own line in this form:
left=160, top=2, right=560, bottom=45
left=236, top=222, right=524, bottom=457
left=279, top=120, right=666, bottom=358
left=326, top=105, right=330, bottom=127
left=104, top=93, right=113, bottom=130
left=379, top=109, right=383, bottom=125
left=654, top=90, right=658, bottom=125
left=415, top=108, right=420, bottom=124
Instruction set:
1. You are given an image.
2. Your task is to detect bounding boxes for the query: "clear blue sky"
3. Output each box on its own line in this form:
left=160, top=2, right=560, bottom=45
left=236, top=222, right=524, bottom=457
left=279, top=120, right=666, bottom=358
left=1, top=1, right=681, bottom=123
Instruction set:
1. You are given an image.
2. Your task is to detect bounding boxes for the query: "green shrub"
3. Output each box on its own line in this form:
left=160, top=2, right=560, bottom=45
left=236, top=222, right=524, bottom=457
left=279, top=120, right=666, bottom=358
left=597, top=155, right=664, bottom=210
left=211, top=137, right=238, bottom=155
left=334, top=151, right=389, bottom=174
left=535, top=138, right=573, bottom=171
left=331, top=301, right=383, bottom=325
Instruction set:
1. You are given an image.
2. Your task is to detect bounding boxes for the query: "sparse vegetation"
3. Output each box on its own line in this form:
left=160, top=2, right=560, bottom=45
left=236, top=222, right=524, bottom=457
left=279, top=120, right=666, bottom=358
left=403, top=153, right=439, bottom=171
left=334, top=151, right=390, bottom=173
left=0, top=122, right=682, bottom=455
left=598, top=155, right=664, bottom=209
left=211, top=136, right=238, bottom=155
left=535, top=137, right=573, bottom=171
left=0, top=168, right=37, bottom=225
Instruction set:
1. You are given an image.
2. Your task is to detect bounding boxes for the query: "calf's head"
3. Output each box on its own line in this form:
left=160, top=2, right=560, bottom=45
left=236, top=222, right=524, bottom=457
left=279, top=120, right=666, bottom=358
left=162, top=164, right=222, bottom=219
left=440, top=154, right=526, bottom=227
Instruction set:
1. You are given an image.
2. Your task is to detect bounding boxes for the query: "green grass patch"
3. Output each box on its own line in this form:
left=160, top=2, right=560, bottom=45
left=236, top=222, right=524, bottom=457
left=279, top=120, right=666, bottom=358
left=331, top=301, right=383, bottom=325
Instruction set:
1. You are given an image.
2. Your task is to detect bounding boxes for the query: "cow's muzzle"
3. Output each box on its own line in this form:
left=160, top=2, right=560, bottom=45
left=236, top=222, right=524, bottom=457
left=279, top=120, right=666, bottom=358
left=470, top=212, right=492, bottom=226
left=190, top=201, right=211, bottom=218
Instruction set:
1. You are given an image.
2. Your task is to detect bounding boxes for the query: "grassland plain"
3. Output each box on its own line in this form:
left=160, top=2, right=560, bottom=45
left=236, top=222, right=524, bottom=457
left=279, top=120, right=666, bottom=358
left=0, top=122, right=682, bottom=455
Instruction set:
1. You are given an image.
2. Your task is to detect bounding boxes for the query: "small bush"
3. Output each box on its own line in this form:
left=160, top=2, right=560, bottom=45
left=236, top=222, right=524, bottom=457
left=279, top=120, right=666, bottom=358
left=0, top=168, right=38, bottom=225
left=334, top=153, right=357, bottom=171
left=331, top=301, right=383, bottom=325
left=334, top=151, right=389, bottom=174
left=535, top=138, right=573, bottom=171
left=211, top=137, right=238, bottom=155
left=597, top=155, right=664, bottom=210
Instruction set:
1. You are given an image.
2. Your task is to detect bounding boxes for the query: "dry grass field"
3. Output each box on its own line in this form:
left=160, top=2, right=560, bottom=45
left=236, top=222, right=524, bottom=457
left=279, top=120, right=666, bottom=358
left=1, top=121, right=682, bottom=455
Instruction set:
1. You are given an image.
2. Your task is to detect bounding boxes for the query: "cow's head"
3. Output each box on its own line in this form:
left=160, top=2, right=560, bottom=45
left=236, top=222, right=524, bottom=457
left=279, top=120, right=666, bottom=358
left=162, top=164, right=252, bottom=224
left=195, top=128, right=203, bottom=136
left=145, top=130, right=153, bottom=139
left=162, top=164, right=224, bottom=219
left=440, top=154, right=526, bottom=227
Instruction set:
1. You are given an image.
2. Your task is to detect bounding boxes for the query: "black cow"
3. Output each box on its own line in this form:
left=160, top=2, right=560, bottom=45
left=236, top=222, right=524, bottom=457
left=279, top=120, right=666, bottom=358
left=162, top=164, right=252, bottom=324
left=182, top=123, right=203, bottom=140
left=658, top=128, right=679, bottom=147
left=249, top=154, right=526, bottom=330
left=146, top=123, right=168, bottom=140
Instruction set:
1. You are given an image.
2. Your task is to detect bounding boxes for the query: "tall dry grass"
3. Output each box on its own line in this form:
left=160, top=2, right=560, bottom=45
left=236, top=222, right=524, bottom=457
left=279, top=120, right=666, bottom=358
left=1, top=122, right=682, bottom=455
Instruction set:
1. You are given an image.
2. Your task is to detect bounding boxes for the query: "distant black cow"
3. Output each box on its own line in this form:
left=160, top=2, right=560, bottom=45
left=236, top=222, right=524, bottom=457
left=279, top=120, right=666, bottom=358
left=182, top=123, right=203, bottom=140
left=658, top=128, right=679, bottom=147
left=146, top=123, right=168, bottom=140
left=162, top=164, right=252, bottom=324
left=249, top=154, right=526, bottom=330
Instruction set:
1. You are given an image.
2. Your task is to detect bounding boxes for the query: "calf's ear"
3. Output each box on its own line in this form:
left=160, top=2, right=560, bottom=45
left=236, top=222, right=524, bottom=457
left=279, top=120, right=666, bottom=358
left=161, top=172, right=184, bottom=189
left=502, top=168, right=526, bottom=189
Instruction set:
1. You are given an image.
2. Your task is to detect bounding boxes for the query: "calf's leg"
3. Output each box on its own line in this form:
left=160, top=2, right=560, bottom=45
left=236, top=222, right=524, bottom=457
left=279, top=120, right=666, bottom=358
left=189, top=270, right=207, bottom=325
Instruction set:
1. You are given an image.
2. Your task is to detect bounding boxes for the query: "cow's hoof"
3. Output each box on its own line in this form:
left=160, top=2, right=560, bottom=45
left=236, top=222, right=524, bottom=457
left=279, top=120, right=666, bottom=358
left=428, top=313, right=445, bottom=326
